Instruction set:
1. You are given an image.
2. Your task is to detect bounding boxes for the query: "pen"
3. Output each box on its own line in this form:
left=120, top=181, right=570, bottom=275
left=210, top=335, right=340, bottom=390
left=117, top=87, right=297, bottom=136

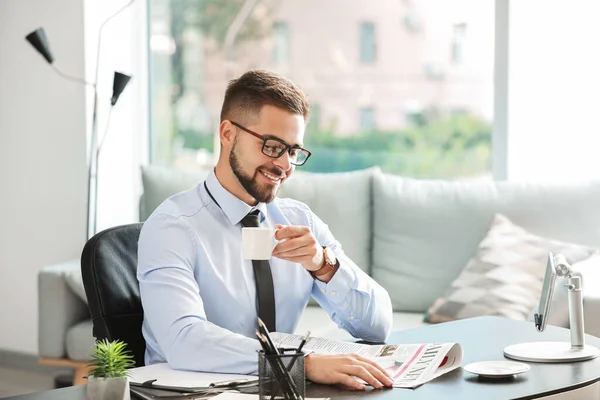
left=296, top=331, right=310, bottom=353
left=209, top=378, right=255, bottom=388
left=285, top=331, right=310, bottom=372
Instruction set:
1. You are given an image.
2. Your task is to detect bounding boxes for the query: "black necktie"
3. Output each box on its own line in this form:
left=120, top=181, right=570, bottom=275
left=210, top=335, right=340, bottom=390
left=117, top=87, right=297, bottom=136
left=241, top=210, right=277, bottom=332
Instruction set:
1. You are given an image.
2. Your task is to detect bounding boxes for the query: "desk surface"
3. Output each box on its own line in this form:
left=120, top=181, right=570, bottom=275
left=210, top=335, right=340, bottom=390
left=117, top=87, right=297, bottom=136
left=5, top=316, right=600, bottom=400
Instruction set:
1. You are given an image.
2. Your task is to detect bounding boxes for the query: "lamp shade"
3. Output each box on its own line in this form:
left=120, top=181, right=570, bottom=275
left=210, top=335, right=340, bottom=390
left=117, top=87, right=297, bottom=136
left=111, top=72, right=132, bottom=106
left=25, top=28, right=54, bottom=64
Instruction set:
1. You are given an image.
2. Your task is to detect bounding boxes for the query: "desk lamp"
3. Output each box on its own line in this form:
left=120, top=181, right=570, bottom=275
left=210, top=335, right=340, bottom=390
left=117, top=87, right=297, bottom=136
left=25, top=0, right=134, bottom=240
left=504, top=252, right=600, bottom=362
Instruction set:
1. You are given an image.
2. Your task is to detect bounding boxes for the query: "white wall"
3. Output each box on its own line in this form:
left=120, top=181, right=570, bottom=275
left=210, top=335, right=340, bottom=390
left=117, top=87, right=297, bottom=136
left=84, top=0, right=148, bottom=234
left=0, top=0, right=148, bottom=355
left=0, top=0, right=88, bottom=354
left=508, top=1, right=600, bottom=182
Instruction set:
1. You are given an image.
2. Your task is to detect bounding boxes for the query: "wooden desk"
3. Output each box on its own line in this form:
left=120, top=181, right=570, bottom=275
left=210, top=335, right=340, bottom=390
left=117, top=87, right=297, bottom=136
left=5, top=317, right=600, bottom=400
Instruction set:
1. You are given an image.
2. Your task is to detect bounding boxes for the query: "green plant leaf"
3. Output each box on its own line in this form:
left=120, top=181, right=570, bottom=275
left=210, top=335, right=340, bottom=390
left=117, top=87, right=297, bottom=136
left=87, top=339, right=136, bottom=378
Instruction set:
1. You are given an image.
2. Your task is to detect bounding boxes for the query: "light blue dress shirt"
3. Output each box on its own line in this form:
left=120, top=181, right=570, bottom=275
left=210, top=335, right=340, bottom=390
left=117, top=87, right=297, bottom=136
left=137, top=169, right=393, bottom=374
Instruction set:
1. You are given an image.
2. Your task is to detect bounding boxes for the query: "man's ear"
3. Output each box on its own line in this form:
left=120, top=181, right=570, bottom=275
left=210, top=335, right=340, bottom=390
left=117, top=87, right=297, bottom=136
left=219, top=120, right=235, bottom=149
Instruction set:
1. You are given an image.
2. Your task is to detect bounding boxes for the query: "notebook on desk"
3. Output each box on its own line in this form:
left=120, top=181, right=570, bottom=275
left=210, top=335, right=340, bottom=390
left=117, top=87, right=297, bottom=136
left=128, top=364, right=328, bottom=400
left=128, top=362, right=258, bottom=390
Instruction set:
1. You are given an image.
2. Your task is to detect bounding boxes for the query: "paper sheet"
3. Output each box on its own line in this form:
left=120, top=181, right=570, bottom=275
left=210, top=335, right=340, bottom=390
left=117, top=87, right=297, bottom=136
left=270, top=333, right=463, bottom=388
left=128, top=362, right=257, bottom=388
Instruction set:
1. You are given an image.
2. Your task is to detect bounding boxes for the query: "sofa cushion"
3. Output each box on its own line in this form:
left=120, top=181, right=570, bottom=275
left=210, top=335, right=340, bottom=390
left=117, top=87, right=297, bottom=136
left=372, top=171, right=600, bottom=313
left=278, top=167, right=378, bottom=274
left=38, top=260, right=90, bottom=359
left=425, top=214, right=598, bottom=323
left=140, top=165, right=211, bottom=221
left=64, top=265, right=88, bottom=304
left=296, top=306, right=426, bottom=341
left=66, top=319, right=96, bottom=362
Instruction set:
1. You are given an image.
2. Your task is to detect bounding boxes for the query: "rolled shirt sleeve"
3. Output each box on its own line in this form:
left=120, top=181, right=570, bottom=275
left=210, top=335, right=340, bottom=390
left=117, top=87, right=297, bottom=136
left=309, top=213, right=393, bottom=343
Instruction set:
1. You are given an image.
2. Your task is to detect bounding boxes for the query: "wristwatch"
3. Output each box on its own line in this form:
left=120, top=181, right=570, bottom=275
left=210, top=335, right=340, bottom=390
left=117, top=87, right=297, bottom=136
left=310, top=246, right=339, bottom=279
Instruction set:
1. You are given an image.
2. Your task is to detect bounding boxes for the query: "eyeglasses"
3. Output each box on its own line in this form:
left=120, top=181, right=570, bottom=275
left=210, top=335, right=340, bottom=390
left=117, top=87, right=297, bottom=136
left=230, top=121, right=311, bottom=166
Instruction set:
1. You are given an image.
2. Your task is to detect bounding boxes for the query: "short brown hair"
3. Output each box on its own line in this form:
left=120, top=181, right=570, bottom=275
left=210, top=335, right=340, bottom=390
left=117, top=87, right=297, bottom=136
left=220, top=69, right=310, bottom=125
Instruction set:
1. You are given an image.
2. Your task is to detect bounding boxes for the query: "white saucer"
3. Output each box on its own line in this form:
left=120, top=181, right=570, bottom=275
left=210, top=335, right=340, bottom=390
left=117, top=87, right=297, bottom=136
left=463, top=360, right=530, bottom=378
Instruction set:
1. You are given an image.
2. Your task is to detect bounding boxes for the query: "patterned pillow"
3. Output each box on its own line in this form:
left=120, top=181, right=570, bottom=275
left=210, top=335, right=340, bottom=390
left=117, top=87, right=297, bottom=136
left=424, top=214, right=598, bottom=323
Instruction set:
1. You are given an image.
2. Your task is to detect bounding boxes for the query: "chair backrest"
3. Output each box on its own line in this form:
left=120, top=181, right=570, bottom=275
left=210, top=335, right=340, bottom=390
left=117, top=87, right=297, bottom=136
left=81, top=223, right=146, bottom=366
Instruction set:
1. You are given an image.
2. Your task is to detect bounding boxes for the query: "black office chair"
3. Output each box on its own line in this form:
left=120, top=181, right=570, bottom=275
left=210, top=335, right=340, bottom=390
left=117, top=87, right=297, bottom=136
left=81, top=223, right=146, bottom=367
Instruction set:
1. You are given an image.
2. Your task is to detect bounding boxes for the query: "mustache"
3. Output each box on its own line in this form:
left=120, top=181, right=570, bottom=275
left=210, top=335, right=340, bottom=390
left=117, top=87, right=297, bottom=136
left=259, top=167, right=286, bottom=178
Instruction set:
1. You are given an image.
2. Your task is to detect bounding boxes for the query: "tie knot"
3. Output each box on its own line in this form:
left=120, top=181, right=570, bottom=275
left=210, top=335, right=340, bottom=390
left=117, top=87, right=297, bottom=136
left=241, top=210, right=261, bottom=227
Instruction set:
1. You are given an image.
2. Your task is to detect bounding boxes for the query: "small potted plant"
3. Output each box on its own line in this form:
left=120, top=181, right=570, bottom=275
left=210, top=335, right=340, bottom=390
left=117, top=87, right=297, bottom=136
left=86, top=339, right=135, bottom=400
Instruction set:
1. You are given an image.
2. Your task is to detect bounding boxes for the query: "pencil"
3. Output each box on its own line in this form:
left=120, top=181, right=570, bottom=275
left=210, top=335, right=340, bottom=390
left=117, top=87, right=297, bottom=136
left=284, top=331, right=310, bottom=372
left=258, top=318, right=282, bottom=355
left=296, top=331, right=310, bottom=353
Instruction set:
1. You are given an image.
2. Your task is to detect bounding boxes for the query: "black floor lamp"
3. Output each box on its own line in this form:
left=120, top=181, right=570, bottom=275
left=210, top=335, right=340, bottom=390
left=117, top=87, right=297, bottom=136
left=25, top=1, right=134, bottom=240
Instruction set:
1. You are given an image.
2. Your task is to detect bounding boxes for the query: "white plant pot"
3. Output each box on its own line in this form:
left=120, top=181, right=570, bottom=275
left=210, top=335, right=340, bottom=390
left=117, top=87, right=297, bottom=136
left=86, top=376, right=131, bottom=400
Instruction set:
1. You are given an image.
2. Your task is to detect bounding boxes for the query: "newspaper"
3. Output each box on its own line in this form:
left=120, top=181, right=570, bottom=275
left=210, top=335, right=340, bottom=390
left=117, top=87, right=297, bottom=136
left=271, top=333, right=463, bottom=389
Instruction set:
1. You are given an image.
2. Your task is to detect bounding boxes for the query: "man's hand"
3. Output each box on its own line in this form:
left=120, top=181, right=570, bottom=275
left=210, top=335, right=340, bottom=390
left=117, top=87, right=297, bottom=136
left=272, top=225, right=324, bottom=272
left=304, top=353, right=394, bottom=390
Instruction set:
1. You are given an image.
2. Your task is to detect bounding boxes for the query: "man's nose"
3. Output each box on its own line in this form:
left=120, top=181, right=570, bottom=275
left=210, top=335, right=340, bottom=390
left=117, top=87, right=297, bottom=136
left=273, top=150, right=292, bottom=171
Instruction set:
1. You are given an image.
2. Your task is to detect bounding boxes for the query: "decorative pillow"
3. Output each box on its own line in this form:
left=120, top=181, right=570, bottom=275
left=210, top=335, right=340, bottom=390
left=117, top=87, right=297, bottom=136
left=424, top=214, right=598, bottom=323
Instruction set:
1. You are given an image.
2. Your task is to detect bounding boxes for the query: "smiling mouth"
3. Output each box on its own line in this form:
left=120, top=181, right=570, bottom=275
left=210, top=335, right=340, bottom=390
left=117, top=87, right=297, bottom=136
left=259, top=169, right=284, bottom=183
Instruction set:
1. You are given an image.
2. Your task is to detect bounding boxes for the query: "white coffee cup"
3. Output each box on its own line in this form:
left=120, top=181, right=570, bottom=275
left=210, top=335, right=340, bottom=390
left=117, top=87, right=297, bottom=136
left=242, top=227, right=278, bottom=260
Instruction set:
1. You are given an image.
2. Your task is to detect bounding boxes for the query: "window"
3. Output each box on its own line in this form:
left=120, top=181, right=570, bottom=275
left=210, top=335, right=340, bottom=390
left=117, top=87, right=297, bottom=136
left=403, top=13, right=421, bottom=33
left=405, top=99, right=424, bottom=127
left=308, top=103, right=321, bottom=131
left=452, top=23, right=467, bottom=64
left=359, top=22, right=376, bottom=63
left=360, top=107, right=376, bottom=130
left=148, top=0, right=494, bottom=179
left=272, top=21, right=289, bottom=64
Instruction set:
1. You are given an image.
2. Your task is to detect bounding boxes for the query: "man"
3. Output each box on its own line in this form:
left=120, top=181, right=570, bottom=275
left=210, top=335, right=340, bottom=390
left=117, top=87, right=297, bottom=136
left=138, top=69, right=394, bottom=390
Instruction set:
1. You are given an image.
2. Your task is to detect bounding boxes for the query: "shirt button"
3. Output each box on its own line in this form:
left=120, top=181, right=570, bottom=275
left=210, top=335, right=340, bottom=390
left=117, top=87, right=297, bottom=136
left=349, top=315, right=355, bottom=321
left=330, top=291, right=336, bottom=296
left=321, top=288, right=326, bottom=293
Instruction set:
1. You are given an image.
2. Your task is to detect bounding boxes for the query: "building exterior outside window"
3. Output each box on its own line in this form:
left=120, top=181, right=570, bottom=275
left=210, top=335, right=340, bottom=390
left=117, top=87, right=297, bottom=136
left=359, top=21, right=376, bottom=64
left=148, top=0, right=494, bottom=179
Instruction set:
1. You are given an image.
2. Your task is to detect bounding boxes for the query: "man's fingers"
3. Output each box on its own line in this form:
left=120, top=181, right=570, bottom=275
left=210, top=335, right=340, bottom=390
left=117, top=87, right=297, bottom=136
left=343, top=365, right=383, bottom=389
left=304, top=354, right=391, bottom=391
left=274, top=225, right=310, bottom=240
left=337, top=374, right=366, bottom=391
left=342, top=355, right=394, bottom=388
left=272, top=235, right=314, bottom=254
left=273, top=240, right=305, bottom=253
left=352, top=354, right=394, bottom=380
left=357, top=361, right=394, bottom=387
left=273, top=243, right=311, bottom=257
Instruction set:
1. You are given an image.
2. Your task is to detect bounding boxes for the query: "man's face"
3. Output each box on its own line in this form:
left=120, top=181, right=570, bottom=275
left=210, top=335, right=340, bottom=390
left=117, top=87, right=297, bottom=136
left=229, top=105, right=305, bottom=203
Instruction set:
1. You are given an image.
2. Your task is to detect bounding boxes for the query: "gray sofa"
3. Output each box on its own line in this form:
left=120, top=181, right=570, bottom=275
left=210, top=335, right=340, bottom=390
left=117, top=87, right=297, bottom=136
left=38, top=166, right=600, bottom=383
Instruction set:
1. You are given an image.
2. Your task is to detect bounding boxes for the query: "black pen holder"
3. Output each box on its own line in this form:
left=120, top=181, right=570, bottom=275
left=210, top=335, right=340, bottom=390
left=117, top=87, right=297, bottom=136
left=258, top=349, right=306, bottom=400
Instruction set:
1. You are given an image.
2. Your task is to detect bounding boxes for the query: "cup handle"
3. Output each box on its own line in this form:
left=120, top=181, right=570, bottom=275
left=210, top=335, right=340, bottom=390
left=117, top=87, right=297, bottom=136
left=272, top=229, right=280, bottom=251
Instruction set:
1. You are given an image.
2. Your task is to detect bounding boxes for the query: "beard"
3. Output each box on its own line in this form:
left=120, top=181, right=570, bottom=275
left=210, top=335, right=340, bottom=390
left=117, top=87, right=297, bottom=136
left=229, top=140, right=284, bottom=203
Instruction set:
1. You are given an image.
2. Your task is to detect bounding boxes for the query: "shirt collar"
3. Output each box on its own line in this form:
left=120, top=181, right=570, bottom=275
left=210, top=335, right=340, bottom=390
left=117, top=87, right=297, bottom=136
left=205, top=169, right=268, bottom=226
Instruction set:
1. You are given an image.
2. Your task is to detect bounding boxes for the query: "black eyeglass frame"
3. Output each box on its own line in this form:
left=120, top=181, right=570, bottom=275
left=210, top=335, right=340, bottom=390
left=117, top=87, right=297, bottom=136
left=229, top=120, right=312, bottom=166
